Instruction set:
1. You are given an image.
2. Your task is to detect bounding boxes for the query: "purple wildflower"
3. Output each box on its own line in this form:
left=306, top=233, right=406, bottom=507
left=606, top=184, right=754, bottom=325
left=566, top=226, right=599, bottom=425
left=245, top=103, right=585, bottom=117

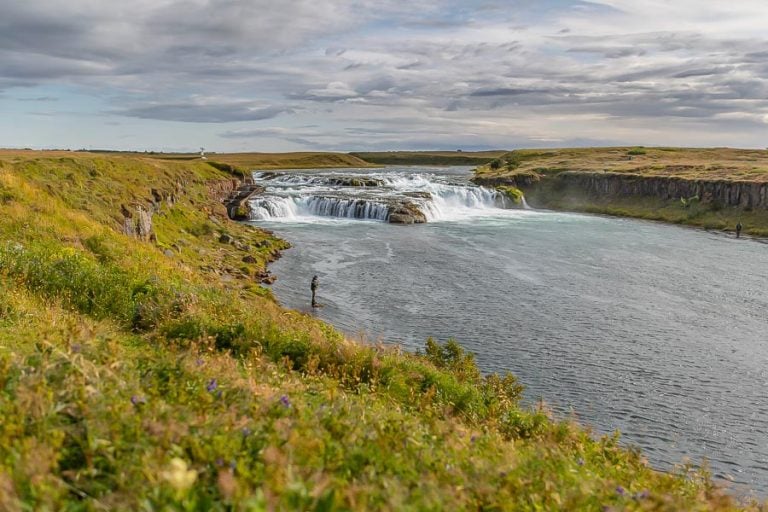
left=131, top=395, right=146, bottom=406
left=577, top=457, right=585, bottom=466
left=616, top=486, right=626, bottom=496
left=196, top=358, right=204, bottom=367
left=241, top=427, right=252, bottom=436
left=206, top=379, right=217, bottom=392
left=71, top=344, right=82, bottom=353
left=470, top=435, right=477, bottom=443
left=215, top=458, right=224, bottom=466
left=280, top=395, right=291, bottom=408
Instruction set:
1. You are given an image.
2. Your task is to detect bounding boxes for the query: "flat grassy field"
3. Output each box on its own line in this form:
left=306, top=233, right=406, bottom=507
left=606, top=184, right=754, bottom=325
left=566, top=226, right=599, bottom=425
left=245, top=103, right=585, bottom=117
left=476, top=147, right=768, bottom=182
left=0, top=151, right=762, bottom=509
left=351, top=150, right=507, bottom=166
left=154, top=151, right=374, bottom=170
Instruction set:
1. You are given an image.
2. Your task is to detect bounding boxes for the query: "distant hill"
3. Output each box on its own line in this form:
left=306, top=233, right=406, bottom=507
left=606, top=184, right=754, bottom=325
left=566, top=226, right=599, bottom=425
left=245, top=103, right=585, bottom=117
left=351, top=150, right=507, bottom=166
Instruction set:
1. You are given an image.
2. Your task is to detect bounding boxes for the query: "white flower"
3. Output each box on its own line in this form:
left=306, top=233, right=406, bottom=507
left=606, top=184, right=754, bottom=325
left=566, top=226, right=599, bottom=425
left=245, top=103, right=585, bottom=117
left=161, top=458, right=197, bottom=493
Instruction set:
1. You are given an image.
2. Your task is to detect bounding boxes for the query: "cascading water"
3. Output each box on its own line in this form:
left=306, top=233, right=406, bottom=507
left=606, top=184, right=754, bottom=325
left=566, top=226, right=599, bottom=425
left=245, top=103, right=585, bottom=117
left=246, top=167, right=525, bottom=223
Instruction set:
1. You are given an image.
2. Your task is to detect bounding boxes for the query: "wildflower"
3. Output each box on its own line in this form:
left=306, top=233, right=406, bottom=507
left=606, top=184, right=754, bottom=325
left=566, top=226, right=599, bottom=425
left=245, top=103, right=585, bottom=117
left=161, top=458, right=197, bottom=493
left=241, top=427, right=252, bottom=437
left=615, top=486, right=626, bottom=496
left=470, top=435, right=477, bottom=444
left=280, top=395, right=291, bottom=408
left=577, top=457, right=585, bottom=466
left=71, top=343, right=82, bottom=353
left=196, top=358, right=204, bottom=367
left=634, top=490, right=650, bottom=500
left=206, top=379, right=218, bottom=392
left=131, top=395, right=146, bottom=406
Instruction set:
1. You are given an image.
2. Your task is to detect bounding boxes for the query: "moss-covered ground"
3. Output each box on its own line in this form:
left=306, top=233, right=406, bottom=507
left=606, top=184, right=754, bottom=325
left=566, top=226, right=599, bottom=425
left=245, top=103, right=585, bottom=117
left=0, top=151, right=763, bottom=510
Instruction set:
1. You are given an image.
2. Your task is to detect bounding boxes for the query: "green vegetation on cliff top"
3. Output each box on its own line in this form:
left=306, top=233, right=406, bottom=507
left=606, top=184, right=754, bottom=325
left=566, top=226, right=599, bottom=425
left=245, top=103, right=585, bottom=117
left=476, top=147, right=768, bottom=182
left=0, top=150, right=762, bottom=509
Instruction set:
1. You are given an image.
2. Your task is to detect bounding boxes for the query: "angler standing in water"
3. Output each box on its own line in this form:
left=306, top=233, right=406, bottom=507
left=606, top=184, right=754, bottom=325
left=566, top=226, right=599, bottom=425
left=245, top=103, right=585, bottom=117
left=311, top=275, right=319, bottom=308
left=736, top=221, right=743, bottom=239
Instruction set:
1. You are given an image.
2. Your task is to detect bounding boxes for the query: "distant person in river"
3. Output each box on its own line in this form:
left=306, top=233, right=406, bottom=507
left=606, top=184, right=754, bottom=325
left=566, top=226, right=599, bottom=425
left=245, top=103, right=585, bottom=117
left=311, top=275, right=319, bottom=308
left=736, top=222, right=743, bottom=239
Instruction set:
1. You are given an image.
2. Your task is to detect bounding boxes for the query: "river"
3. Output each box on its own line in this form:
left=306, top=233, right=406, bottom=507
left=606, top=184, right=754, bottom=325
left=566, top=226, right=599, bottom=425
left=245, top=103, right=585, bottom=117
left=248, top=166, right=768, bottom=496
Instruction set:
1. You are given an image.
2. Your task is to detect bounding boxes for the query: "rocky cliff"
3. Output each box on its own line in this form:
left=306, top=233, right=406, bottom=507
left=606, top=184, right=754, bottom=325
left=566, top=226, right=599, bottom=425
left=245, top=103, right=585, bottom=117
left=475, top=171, right=768, bottom=210
left=554, top=172, right=768, bottom=210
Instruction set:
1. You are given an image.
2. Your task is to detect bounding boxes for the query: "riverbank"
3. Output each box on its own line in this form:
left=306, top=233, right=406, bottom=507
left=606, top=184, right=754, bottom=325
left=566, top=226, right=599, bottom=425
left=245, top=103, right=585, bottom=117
left=0, top=151, right=761, bottom=509
left=473, top=147, right=768, bottom=237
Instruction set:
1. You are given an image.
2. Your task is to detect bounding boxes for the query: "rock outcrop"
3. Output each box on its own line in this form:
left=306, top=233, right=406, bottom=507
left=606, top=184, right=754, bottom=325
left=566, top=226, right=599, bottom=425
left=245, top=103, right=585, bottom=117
left=122, top=204, right=155, bottom=242
left=224, top=182, right=265, bottom=220
left=388, top=202, right=427, bottom=224
left=327, top=177, right=384, bottom=187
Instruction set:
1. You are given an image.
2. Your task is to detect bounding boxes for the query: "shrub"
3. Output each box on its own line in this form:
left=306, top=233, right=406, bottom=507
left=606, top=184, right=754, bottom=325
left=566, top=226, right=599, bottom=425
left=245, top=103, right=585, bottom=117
left=424, top=338, right=481, bottom=384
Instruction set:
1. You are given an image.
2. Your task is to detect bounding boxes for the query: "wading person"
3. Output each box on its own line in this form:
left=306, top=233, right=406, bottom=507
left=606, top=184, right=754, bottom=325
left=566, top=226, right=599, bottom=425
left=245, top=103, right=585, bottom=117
left=311, top=275, right=319, bottom=308
left=736, top=221, right=743, bottom=239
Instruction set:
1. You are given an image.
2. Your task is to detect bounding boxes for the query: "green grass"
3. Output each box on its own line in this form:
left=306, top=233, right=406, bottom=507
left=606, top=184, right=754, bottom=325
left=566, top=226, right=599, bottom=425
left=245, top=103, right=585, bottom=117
left=0, top=151, right=763, bottom=509
left=476, top=147, right=768, bottom=181
left=351, top=151, right=507, bottom=166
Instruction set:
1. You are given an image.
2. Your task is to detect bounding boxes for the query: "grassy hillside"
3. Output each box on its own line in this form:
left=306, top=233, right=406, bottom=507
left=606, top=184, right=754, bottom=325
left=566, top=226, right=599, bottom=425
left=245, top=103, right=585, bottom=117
left=0, top=151, right=761, bottom=509
left=351, top=151, right=506, bottom=166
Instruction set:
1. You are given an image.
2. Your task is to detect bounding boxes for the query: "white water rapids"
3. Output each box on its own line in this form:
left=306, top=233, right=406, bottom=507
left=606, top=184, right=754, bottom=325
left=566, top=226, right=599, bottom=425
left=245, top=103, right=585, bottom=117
left=247, top=167, right=519, bottom=222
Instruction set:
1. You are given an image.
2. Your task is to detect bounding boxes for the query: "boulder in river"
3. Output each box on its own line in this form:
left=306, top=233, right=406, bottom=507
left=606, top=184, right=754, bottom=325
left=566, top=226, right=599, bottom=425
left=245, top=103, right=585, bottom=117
left=388, top=202, right=427, bottom=224
left=328, top=177, right=385, bottom=187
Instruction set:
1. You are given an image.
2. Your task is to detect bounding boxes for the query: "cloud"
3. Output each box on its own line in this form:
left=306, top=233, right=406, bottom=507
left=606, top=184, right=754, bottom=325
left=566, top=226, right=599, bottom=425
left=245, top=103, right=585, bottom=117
left=117, top=102, right=292, bottom=123
left=293, top=82, right=359, bottom=102
left=2, top=0, right=768, bottom=149
left=220, top=127, right=300, bottom=139
left=17, top=96, right=58, bottom=102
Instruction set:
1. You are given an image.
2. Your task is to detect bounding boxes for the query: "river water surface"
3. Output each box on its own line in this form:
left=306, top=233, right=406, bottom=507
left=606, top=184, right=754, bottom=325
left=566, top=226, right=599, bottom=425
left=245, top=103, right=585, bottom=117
left=250, top=166, right=768, bottom=496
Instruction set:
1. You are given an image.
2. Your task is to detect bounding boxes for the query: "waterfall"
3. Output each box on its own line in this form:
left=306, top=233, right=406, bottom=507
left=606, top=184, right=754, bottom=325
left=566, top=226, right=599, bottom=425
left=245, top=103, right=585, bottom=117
left=249, top=197, right=299, bottom=220
left=249, top=196, right=391, bottom=221
left=248, top=168, right=518, bottom=223
left=298, top=197, right=390, bottom=221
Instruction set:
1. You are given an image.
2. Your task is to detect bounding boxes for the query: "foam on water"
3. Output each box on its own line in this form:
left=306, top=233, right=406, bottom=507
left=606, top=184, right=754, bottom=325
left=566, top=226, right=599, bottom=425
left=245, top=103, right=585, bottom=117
left=247, top=167, right=517, bottom=223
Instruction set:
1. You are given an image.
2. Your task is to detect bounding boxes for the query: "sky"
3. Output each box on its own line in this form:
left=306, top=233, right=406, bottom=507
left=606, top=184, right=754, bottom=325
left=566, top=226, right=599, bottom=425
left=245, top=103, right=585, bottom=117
left=1, top=0, right=768, bottom=152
